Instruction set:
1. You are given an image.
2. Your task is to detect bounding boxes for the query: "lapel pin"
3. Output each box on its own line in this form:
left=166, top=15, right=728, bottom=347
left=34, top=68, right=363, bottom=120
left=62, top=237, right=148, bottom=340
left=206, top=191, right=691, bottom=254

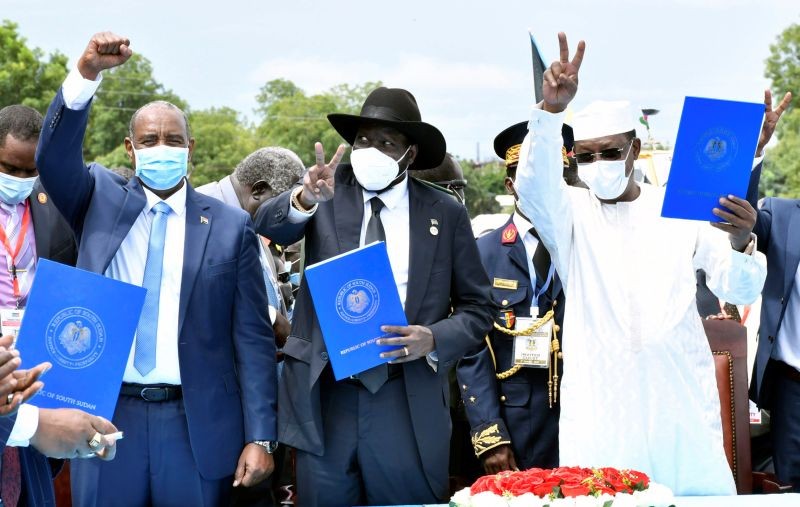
left=37, top=193, right=48, bottom=204
left=429, top=219, right=439, bottom=236
left=200, top=216, right=209, bottom=225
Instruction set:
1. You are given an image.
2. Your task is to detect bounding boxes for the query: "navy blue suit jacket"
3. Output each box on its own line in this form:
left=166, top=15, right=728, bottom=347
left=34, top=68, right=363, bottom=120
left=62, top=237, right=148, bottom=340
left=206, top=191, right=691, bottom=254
left=751, top=196, right=800, bottom=407
left=34, top=89, right=277, bottom=480
left=456, top=215, right=564, bottom=469
left=254, top=166, right=494, bottom=498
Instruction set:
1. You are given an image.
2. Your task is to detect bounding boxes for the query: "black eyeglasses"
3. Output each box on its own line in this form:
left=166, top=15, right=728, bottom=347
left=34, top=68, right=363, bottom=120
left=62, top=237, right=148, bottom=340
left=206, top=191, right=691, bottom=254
left=433, top=179, right=468, bottom=192
left=574, top=140, right=633, bottom=165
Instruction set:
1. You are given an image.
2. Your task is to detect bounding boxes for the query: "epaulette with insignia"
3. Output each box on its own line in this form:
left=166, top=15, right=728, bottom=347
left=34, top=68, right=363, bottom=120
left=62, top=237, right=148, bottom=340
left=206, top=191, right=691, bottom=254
left=501, top=223, right=518, bottom=244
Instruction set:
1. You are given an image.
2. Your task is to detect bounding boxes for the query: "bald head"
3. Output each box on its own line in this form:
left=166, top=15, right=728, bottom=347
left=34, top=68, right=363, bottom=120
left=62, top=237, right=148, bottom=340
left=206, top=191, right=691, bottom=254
left=128, top=101, right=190, bottom=140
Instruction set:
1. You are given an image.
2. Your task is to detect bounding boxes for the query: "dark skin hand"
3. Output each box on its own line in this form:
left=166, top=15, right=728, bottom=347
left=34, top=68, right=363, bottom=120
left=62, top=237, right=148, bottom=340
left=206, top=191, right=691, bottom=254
left=31, top=408, right=118, bottom=460
left=0, top=335, right=50, bottom=417
left=297, top=142, right=346, bottom=209
left=481, top=444, right=519, bottom=475
left=376, top=325, right=435, bottom=363
left=541, top=32, right=585, bottom=115
left=757, top=90, right=792, bottom=157
left=77, top=32, right=133, bottom=81
left=711, top=195, right=757, bottom=251
left=233, top=444, right=274, bottom=488
left=272, top=313, right=291, bottom=348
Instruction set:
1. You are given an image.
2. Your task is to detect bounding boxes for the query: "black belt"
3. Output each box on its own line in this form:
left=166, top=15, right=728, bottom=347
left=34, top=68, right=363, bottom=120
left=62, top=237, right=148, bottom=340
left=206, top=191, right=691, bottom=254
left=773, top=360, right=800, bottom=383
left=342, top=364, right=403, bottom=387
left=120, top=383, right=183, bottom=402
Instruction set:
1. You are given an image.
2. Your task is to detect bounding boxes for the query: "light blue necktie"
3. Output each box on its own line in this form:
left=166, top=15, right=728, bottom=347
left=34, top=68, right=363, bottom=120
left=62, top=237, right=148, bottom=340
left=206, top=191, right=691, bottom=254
left=134, top=201, right=171, bottom=376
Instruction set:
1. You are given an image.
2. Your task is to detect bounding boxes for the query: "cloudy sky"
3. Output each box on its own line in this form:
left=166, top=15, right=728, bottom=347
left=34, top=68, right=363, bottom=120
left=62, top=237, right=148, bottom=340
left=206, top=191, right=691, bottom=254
left=5, top=0, right=798, bottom=161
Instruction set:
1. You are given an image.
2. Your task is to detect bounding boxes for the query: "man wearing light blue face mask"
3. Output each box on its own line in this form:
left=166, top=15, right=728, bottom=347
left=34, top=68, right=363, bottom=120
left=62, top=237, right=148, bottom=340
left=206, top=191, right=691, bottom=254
left=35, top=32, right=278, bottom=507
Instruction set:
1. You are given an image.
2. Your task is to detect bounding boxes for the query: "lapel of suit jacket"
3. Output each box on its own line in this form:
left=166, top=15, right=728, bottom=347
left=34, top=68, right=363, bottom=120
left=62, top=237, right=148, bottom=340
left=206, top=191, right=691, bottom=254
left=178, top=185, right=212, bottom=336
left=784, top=202, right=800, bottom=298
left=404, top=180, right=442, bottom=324
left=98, top=177, right=147, bottom=273
left=333, top=167, right=364, bottom=254
left=29, top=185, right=51, bottom=258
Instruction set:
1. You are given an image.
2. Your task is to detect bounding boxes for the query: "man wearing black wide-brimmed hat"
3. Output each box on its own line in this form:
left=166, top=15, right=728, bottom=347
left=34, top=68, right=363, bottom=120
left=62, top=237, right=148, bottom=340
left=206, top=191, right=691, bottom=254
left=254, top=87, right=493, bottom=506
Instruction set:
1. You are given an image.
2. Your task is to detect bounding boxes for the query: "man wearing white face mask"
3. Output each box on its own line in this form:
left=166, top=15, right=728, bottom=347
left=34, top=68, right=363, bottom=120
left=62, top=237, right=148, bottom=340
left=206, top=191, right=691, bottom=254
left=35, top=33, right=278, bottom=506
left=514, top=33, right=767, bottom=495
left=254, top=87, right=493, bottom=506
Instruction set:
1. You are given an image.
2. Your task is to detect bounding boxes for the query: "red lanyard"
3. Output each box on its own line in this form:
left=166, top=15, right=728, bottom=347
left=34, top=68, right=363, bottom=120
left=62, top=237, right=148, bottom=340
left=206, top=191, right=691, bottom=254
left=0, top=202, right=31, bottom=301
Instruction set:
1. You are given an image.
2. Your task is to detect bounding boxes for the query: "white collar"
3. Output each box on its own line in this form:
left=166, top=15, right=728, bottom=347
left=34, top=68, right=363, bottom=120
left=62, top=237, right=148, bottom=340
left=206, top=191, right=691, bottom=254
left=142, top=179, right=188, bottom=217
left=512, top=210, right=534, bottom=239
left=361, top=174, right=409, bottom=211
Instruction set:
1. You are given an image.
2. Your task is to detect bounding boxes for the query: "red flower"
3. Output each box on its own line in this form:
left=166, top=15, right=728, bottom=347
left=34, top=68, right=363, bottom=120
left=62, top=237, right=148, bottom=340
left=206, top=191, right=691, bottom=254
left=560, top=483, right=592, bottom=497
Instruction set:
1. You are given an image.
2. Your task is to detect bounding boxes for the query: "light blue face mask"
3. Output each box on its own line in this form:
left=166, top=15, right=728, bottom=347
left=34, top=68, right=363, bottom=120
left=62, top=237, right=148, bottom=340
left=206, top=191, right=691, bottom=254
left=133, top=145, right=189, bottom=191
left=0, top=172, right=38, bottom=205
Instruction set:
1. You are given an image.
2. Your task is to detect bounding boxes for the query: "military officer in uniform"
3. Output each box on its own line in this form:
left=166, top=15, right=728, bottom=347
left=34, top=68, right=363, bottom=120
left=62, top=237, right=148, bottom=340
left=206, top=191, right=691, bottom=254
left=457, top=121, right=575, bottom=473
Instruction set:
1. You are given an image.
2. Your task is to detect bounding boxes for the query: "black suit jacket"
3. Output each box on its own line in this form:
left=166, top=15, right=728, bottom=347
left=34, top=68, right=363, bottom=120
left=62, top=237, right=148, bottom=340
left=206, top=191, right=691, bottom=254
left=0, top=182, right=77, bottom=506
left=254, top=165, right=494, bottom=497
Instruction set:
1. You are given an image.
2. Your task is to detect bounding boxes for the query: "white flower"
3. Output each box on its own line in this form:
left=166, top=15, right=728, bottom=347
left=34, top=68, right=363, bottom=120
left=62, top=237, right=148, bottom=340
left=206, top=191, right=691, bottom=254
left=470, top=491, right=511, bottom=507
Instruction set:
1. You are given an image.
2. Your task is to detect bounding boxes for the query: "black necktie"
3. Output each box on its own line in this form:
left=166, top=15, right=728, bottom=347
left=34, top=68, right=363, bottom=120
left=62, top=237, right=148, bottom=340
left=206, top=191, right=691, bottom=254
left=358, top=197, right=389, bottom=393
left=365, top=197, right=386, bottom=244
left=530, top=228, right=551, bottom=311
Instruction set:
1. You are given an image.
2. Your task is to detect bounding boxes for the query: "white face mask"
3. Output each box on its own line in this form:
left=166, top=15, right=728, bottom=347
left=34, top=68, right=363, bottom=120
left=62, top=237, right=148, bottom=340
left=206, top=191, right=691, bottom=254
left=350, top=147, right=410, bottom=191
left=577, top=142, right=633, bottom=200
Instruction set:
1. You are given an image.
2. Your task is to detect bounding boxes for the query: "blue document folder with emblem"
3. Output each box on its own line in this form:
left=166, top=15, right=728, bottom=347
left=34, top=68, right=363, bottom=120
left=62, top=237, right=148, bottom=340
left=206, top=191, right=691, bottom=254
left=305, top=241, right=407, bottom=380
left=15, top=259, right=146, bottom=420
left=661, top=96, right=764, bottom=222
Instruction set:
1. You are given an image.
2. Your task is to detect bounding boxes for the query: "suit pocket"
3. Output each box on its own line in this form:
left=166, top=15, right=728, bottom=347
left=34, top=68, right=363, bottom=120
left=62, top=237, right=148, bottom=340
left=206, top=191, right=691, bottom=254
left=491, top=286, right=528, bottom=308
left=207, top=259, right=237, bottom=277
left=283, top=335, right=312, bottom=364
left=499, top=381, right=532, bottom=407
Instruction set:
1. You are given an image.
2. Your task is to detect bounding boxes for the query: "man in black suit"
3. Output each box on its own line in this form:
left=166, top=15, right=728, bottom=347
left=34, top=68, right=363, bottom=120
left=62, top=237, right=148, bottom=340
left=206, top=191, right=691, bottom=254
left=255, top=87, right=494, bottom=506
left=0, top=104, right=118, bottom=506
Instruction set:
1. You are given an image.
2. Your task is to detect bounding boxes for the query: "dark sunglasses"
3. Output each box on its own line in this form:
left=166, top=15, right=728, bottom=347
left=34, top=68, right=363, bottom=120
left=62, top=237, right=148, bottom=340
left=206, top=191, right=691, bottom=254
left=574, top=140, right=633, bottom=165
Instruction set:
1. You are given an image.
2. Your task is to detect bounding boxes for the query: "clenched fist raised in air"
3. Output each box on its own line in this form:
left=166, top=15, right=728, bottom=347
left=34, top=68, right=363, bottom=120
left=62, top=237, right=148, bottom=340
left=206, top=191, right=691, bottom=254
left=77, top=32, right=133, bottom=81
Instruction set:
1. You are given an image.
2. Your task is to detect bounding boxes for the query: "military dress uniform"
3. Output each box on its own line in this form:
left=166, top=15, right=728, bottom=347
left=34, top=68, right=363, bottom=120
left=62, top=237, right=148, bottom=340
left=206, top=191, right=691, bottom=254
left=457, top=217, right=565, bottom=469
left=456, top=120, right=572, bottom=470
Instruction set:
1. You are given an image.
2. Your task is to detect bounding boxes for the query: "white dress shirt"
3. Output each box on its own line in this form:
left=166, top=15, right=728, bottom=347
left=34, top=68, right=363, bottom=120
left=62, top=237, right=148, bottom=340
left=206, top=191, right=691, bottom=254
left=511, top=212, right=540, bottom=298
left=359, top=177, right=410, bottom=308
left=774, top=264, right=800, bottom=371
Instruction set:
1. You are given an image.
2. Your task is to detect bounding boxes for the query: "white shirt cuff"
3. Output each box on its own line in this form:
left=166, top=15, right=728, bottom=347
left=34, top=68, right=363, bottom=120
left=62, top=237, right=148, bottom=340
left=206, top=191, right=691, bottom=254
left=288, top=187, right=317, bottom=224
left=268, top=305, right=278, bottom=325
left=426, top=351, right=439, bottom=373
left=752, top=154, right=765, bottom=169
left=7, top=403, right=40, bottom=447
left=528, top=108, right=567, bottom=138
left=62, top=66, right=103, bottom=110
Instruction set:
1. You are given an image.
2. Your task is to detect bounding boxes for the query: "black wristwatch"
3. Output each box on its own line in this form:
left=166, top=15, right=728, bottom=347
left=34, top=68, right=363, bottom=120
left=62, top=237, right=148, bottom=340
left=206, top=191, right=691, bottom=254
left=251, top=440, right=278, bottom=454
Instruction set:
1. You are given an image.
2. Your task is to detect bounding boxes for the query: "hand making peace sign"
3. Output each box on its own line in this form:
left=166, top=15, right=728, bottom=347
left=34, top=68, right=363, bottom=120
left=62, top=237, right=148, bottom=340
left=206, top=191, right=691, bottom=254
left=542, top=32, right=586, bottom=114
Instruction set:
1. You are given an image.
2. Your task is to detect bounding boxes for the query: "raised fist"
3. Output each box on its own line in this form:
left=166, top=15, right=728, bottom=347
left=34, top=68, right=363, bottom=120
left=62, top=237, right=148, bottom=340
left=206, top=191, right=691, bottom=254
left=77, top=32, right=133, bottom=81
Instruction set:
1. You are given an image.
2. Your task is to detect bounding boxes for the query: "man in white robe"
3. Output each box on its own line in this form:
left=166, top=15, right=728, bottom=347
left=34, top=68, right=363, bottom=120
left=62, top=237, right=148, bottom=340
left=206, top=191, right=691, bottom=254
left=514, top=33, right=767, bottom=495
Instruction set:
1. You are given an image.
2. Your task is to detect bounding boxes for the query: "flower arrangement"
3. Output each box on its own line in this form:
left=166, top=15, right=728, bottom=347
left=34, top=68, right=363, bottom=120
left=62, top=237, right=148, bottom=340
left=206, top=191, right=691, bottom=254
left=450, top=467, right=674, bottom=507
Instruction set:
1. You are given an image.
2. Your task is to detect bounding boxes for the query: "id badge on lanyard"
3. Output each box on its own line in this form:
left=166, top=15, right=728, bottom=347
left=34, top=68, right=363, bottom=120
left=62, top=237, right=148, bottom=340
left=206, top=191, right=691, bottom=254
left=0, top=308, right=24, bottom=348
left=512, top=317, right=553, bottom=368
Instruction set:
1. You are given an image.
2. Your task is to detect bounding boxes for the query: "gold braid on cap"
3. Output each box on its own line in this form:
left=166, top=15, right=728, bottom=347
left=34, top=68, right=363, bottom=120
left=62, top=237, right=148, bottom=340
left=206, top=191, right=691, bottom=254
left=504, top=144, right=522, bottom=167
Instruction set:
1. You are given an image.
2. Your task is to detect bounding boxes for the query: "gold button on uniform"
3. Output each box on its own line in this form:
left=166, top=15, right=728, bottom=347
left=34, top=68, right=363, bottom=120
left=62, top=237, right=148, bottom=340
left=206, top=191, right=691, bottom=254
left=501, top=299, right=509, bottom=306
left=500, top=395, right=507, bottom=402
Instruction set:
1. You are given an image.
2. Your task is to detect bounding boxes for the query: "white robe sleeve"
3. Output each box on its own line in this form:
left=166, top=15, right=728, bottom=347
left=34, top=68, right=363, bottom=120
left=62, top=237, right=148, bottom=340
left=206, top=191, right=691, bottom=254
left=514, top=108, right=572, bottom=283
left=693, top=225, right=766, bottom=305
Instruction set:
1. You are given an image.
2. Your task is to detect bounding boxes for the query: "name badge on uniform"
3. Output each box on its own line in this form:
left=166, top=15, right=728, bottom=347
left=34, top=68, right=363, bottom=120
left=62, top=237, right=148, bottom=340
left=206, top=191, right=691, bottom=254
left=512, top=316, right=553, bottom=368
left=493, top=278, right=518, bottom=290
left=0, top=308, right=24, bottom=348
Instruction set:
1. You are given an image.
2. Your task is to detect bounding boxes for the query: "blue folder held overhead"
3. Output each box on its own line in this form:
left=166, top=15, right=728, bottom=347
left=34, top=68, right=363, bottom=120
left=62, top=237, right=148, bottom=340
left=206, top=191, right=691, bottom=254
left=661, top=96, right=764, bottom=222
left=304, top=242, right=407, bottom=380
left=15, top=259, right=146, bottom=420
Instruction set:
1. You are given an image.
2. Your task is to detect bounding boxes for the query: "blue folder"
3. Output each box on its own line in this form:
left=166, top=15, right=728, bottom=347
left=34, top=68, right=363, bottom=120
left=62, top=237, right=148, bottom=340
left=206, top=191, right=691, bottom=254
left=661, top=96, right=764, bottom=222
left=305, top=242, right=407, bottom=380
left=16, top=259, right=146, bottom=420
